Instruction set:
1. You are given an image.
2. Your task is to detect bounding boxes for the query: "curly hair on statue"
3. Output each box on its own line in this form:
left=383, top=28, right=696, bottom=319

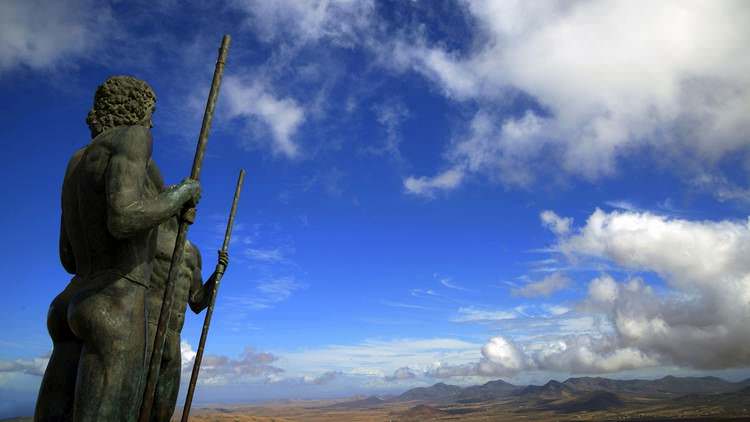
left=86, top=76, right=157, bottom=138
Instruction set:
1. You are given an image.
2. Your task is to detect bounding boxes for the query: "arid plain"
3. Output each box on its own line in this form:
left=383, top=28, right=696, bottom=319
left=175, top=375, right=750, bottom=421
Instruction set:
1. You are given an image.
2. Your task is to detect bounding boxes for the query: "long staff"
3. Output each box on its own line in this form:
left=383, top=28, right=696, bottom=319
left=181, top=169, right=245, bottom=422
left=138, top=34, right=231, bottom=422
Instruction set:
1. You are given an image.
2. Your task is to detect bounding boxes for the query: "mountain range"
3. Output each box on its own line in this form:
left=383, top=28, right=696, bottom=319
left=394, top=375, right=750, bottom=404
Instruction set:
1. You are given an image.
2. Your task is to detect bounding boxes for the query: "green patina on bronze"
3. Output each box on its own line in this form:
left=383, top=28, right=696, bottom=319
left=35, top=75, right=201, bottom=422
left=36, top=34, right=231, bottom=422
left=144, top=216, right=228, bottom=422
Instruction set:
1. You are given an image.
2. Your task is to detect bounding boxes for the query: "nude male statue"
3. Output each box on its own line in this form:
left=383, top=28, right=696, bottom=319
left=144, top=213, right=228, bottom=422
left=35, top=76, right=201, bottom=422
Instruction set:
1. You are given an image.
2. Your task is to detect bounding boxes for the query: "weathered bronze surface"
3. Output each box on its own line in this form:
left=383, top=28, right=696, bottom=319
left=34, top=76, right=201, bottom=422
left=145, top=216, right=228, bottom=422
left=138, top=34, right=231, bottom=422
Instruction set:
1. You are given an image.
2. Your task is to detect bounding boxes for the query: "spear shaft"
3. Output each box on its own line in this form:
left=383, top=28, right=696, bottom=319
left=138, top=34, right=231, bottom=422
left=181, top=169, right=245, bottom=422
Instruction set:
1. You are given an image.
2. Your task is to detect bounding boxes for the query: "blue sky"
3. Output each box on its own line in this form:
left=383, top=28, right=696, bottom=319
left=2, top=0, right=750, bottom=417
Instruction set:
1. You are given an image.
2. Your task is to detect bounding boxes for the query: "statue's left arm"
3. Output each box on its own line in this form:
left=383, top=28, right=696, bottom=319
left=188, top=248, right=229, bottom=313
left=59, top=148, right=84, bottom=274
left=59, top=215, right=76, bottom=274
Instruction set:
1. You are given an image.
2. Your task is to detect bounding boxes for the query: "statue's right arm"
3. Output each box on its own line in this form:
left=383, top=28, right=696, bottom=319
left=106, top=126, right=199, bottom=239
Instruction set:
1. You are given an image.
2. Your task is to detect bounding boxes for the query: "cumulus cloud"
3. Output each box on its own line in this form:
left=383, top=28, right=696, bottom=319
left=224, top=76, right=306, bottom=158
left=192, top=346, right=284, bottom=386
left=395, top=0, right=750, bottom=193
left=426, top=336, right=527, bottom=378
left=540, top=210, right=572, bottom=236
left=431, top=208, right=750, bottom=378
left=0, top=0, right=113, bottom=74
left=0, top=354, right=48, bottom=377
left=553, top=209, right=750, bottom=370
left=512, top=272, right=570, bottom=298
left=181, top=340, right=197, bottom=372
left=481, top=337, right=525, bottom=372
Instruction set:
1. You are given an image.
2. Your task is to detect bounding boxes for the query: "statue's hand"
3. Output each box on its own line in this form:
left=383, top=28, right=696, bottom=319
left=218, top=250, right=229, bottom=269
left=182, top=207, right=197, bottom=225
left=178, top=178, right=201, bottom=206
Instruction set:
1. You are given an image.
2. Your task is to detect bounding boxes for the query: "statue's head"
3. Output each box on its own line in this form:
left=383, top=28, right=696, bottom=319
left=86, top=76, right=157, bottom=138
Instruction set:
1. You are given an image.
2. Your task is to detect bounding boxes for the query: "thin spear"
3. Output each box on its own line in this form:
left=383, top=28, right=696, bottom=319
left=138, top=34, right=231, bottom=422
left=181, top=169, right=245, bottom=422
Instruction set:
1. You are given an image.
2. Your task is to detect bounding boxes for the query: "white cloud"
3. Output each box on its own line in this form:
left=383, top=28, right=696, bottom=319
left=453, top=307, right=516, bottom=323
left=588, top=275, right=619, bottom=304
left=0, top=354, right=48, bottom=377
left=244, top=247, right=287, bottom=263
left=225, top=277, right=304, bottom=310
left=403, top=167, right=464, bottom=197
left=224, top=76, right=306, bottom=158
left=553, top=209, right=750, bottom=370
left=302, top=370, right=340, bottom=385
left=426, top=336, right=527, bottom=378
left=232, top=0, right=374, bottom=46
left=481, top=336, right=525, bottom=372
left=543, top=304, right=571, bottom=317
left=188, top=346, right=284, bottom=386
left=512, top=272, right=570, bottom=298
left=393, top=0, right=750, bottom=192
left=0, top=0, right=113, bottom=74
left=385, top=367, right=417, bottom=382
left=540, top=210, right=572, bottom=236
left=365, top=100, right=410, bottom=159
left=435, top=208, right=750, bottom=377
left=278, top=337, right=481, bottom=378
left=531, top=336, right=660, bottom=374
left=438, top=276, right=469, bottom=291
left=181, top=340, right=197, bottom=373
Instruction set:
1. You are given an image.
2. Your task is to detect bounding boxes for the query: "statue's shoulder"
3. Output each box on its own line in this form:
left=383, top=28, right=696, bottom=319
left=64, top=147, right=87, bottom=178
left=106, top=125, right=153, bottom=160
left=185, top=240, right=201, bottom=268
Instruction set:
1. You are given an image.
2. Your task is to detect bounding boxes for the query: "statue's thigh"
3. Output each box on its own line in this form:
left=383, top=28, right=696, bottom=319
left=68, top=276, right=146, bottom=357
left=152, top=332, right=182, bottom=422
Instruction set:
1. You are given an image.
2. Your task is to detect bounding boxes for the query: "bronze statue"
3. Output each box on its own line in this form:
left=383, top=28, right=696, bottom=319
left=35, top=76, right=201, bottom=422
left=144, top=214, right=228, bottom=422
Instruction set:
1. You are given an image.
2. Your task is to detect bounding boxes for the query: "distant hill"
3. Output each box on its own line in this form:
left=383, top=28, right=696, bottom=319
left=396, top=382, right=463, bottom=403
left=456, top=379, right=520, bottom=403
left=672, top=385, right=750, bottom=411
left=519, top=380, right=577, bottom=400
left=561, top=375, right=747, bottom=396
left=395, top=375, right=750, bottom=405
left=548, top=390, right=624, bottom=413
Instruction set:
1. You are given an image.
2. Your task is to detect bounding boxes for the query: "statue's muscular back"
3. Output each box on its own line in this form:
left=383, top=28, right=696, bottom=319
left=64, top=125, right=157, bottom=288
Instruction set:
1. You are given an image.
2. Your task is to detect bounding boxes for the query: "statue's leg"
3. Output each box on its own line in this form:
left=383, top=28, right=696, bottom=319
left=34, top=285, right=82, bottom=422
left=150, top=330, right=181, bottom=422
left=68, top=275, right=147, bottom=422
